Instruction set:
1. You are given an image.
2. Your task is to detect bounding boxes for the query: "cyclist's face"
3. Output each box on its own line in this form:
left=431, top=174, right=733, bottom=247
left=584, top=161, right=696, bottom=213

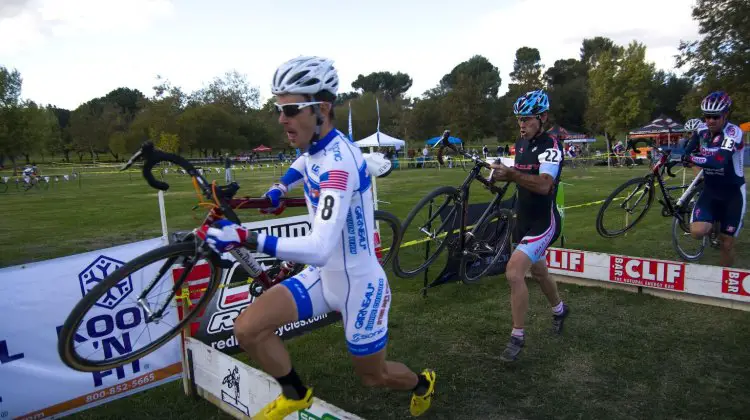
left=516, top=113, right=545, bottom=140
left=276, top=94, right=316, bottom=149
left=703, top=113, right=726, bottom=133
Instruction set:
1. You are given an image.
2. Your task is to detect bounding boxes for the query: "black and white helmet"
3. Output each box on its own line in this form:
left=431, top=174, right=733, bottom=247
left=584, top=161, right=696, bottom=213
left=684, top=118, right=702, bottom=132
left=271, top=56, right=339, bottom=97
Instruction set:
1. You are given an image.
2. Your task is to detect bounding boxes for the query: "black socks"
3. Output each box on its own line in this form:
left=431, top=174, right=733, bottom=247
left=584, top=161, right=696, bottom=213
left=275, top=367, right=308, bottom=400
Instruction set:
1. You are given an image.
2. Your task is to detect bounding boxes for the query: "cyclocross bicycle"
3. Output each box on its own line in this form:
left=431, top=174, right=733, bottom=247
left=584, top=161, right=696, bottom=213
left=393, top=131, right=515, bottom=283
left=595, top=140, right=717, bottom=262
left=57, top=141, right=402, bottom=372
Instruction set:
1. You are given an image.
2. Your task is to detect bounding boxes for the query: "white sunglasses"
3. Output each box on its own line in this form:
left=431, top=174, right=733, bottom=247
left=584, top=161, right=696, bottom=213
left=274, top=101, right=323, bottom=117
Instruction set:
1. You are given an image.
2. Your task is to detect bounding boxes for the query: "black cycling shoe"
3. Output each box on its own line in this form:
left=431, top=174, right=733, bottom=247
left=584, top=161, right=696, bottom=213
left=500, top=336, right=525, bottom=362
left=551, top=304, right=570, bottom=334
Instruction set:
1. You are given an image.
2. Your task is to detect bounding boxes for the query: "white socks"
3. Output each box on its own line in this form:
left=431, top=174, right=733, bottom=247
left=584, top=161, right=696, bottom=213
left=553, top=300, right=565, bottom=315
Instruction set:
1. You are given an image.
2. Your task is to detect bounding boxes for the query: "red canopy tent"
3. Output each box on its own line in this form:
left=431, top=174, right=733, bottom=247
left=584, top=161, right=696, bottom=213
left=252, top=145, right=272, bottom=152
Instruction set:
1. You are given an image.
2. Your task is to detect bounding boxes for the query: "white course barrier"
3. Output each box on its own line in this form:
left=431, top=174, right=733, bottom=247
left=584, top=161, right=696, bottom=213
left=183, top=337, right=363, bottom=420
left=544, top=247, right=750, bottom=311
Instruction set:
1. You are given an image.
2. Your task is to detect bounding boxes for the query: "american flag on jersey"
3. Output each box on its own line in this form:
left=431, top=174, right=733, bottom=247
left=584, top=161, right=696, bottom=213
left=320, top=170, right=349, bottom=191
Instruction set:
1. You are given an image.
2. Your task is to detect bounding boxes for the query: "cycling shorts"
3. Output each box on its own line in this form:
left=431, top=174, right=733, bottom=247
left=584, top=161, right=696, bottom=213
left=281, top=265, right=391, bottom=356
left=513, top=204, right=561, bottom=264
left=691, top=185, right=746, bottom=237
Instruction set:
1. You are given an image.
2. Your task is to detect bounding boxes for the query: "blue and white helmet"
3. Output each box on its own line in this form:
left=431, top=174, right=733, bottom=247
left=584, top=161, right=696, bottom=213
left=700, top=91, right=732, bottom=115
left=513, top=90, right=550, bottom=116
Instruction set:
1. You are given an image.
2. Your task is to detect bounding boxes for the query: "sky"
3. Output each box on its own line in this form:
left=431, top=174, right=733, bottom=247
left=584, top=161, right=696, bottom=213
left=0, top=0, right=701, bottom=110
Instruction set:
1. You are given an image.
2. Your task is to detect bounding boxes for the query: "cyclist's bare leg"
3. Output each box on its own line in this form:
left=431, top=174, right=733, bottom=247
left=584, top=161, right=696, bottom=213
left=350, top=348, right=418, bottom=390
left=234, top=285, right=298, bottom=377
left=505, top=250, right=534, bottom=329
left=690, top=221, right=713, bottom=240
left=530, top=259, right=561, bottom=307
left=718, top=234, right=735, bottom=267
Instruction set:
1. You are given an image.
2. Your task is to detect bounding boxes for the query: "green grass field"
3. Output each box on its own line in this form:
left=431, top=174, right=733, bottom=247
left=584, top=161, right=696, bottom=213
left=2, top=162, right=750, bottom=419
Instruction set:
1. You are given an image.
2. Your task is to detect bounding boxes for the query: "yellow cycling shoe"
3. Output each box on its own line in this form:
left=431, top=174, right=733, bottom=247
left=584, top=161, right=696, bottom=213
left=410, top=369, right=436, bottom=417
left=253, top=388, right=313, bottom=420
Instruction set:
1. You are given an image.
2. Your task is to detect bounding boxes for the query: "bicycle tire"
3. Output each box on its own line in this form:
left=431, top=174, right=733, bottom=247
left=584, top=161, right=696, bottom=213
left=373, top=209, right=402, bottom=269
left=671, top=186, right=706, bottom=262
left=460, top=208, right=515, bottom=284
left=393, top=186, right=460, bottom=278
left=596, top=177, right=654, bottom=238
left=58, top=241, right=222, bottom=372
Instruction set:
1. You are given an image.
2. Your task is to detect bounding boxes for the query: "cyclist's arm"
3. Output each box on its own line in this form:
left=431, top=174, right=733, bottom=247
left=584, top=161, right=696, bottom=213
left=257, top=161, right=354, bottom=266
left=683, top=132, right=700, bottom=155
left=278, top=155, right=306, bottom=191
left=687, top=136, right=738, bottom=169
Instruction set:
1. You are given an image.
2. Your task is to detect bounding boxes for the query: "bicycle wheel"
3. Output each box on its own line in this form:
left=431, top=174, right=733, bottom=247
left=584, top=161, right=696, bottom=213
left=460, top=208, right=515, bottom=284
left=373, top=209, right=402, bottom=269
left=393, top=186, right=460, bottom=278
left=58, top=241, right=222, bottom=372
left=596, top=177, right=654, bottom=238
left=671, top=187, right=706, bottom=262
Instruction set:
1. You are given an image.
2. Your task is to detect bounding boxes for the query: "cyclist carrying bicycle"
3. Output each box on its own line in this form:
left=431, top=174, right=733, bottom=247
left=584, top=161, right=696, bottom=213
left=488, top=89, right=570, bottom=362
left=198, top=56, right=436, bottom=419
left=681, top=91, right=745, bottom=267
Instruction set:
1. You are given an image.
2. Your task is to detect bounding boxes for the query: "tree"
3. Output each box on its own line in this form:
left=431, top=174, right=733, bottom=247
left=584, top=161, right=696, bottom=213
left=49, top=107, right=75, bottom=162
left=586, top=41, right=655, bottom=140
left=351, top=72, right=413, bottom=101
left=20, top=102, right=58, bottom=163
left=440, top=55, right=502, bottom=98
left=191, top=70, right=260, bottom=113
left=545, top=58, right=588, bottom=132
left=0, top=66, right=22, bottom=108
left=649, top=71, right=692, bottom=120
left=677, top=0, right=750, bottom=122
left=509, top=47, right=544, bottom=91
left=177, top=104, right=240, bottom=156
left=334, top=91, right=361, bottom=106
left=580, top=36, right=621, bottom=69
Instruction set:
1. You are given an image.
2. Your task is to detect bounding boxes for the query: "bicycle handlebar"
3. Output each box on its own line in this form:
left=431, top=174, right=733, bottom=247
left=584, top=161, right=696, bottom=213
left=121, top=142, right=199, bottom=191
left=436, top=131, right=490, bottom=169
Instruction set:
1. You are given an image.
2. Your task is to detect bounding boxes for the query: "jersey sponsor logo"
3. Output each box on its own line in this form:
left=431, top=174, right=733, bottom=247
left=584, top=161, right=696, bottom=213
left=609, top=256, right=685, bottom=290
left=515, top=163, right=540, bottom=170
left=351, top=328, right=385, bottom=343
left=726, top=125, right=737, bottom=137
left=355, top=206, right=368, bottom=250
left=546, top=249, right=584, bottom=273
left=346, top=213, right=357, bottom=255
left=320, top=170, right=349, bottom=191
left=311, top=164, right=321, bottom=174
left=330, top=141, right=343, bottom=161
left=355, top=282, right=376, bottom=329
left=366, top=278, right=385, bottom=331
left=722, top=269, right=750, bottom=296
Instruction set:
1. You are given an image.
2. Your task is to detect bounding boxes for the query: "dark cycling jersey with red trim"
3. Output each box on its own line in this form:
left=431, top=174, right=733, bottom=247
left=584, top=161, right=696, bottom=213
left=513, top=132, right=564, bottom=222
left=684, top=122, right=745, bottom=198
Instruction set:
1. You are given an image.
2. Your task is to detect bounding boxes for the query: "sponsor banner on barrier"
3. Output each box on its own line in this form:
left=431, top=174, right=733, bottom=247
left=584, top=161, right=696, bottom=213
left=544, top=247, right=750, bottom=303
left=186, top=337, right=363, bottom=419
left=182, top=215, right=341, bottom=355
left=0, top=237, right=183, bottom=419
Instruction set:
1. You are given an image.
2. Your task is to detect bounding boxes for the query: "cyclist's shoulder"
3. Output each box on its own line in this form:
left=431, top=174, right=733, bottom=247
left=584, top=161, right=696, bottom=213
left=724, top=122, right=743, bottom=141
left=313, top=131, right=360, bottom=173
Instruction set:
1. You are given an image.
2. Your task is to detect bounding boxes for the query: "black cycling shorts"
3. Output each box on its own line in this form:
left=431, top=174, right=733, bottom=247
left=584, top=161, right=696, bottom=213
left=691, top=185, right=746, bottom=237
left=513, top=204, right=562, bottom=263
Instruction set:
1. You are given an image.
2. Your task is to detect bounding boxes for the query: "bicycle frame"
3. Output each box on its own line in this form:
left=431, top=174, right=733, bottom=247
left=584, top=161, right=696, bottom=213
left=436, top=138, right=512, bottom=253
left=121, top=142, right=306, bottom=321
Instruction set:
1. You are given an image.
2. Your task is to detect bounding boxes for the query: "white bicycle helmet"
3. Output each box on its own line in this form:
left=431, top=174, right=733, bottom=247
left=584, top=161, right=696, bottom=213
left=700, top=91, right=732, bottom=115
left=271, top=56, right=339, bottom=97
left=684, top=118, right=702, bottom=132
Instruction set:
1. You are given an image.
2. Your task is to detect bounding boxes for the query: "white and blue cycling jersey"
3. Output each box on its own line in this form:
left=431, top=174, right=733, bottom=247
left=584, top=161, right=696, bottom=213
left=256, top=129, right=391, bottom=356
